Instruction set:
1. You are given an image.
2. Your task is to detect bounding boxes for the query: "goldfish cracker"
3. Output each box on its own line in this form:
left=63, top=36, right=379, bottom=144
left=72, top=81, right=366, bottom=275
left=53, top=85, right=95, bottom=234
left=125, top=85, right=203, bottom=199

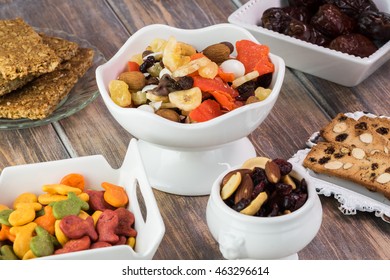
left=127, top=236, right=136, bottom=249
left=34, top=205, right=56, bottom=235
left=60, top=173, right=85, bottom=191
left=10, top=222, right=37, bottom=259
left=86, top=189, right=115, bottom=211
left=0, top=224, right=16, bottom=242
left=0, top=209, right=13, bottom=226
left=30, top=226, right=55, bottom=257
left=52, top=192, right=89, bottom=220
left=0, top=244, right=19, bottom=260
left=0, top=204, right=9, bottom=211
left=8, top=202, right=41, bottom=227
left=22, top=250, right=36, bottom=260
left=78, top=210, right=90, bottom=220
left=96, top=209, right=119, bottom=244
left=60, top=215, right=97, bottom=241
left=42, top=184, right=82, bottom=195
left=54, top=235, right=91, bottom=255
left=101, top=182, right=129, bottom=208
left=12, top=192, right=38, bottom=208
left=91, top=210, right=102, bottom=226
left=38, top=192, right=89, bottom=205
left=54, top=220, right=68, bottom=246
left=115, top=208, right=137, bottom=237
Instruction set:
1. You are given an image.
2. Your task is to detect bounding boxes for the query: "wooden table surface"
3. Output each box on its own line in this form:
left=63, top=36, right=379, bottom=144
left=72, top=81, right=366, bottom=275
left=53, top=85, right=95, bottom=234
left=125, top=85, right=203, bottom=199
left=1, top=0, right=389, bottom=260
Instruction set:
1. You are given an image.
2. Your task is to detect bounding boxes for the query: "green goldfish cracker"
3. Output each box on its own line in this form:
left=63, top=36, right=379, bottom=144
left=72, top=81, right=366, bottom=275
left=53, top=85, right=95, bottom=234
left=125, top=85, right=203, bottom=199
left=30, top=226, right=55, bottom=257
left=52, top=192, right=89, bottom=220
left=0, top=209, right=13, bottom=226
left=0, top=244, right=19, bottom=260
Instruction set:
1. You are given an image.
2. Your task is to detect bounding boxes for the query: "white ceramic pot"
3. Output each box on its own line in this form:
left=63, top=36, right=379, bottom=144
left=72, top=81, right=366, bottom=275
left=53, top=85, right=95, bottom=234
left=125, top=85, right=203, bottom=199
left=206, top=168, right=322, bottom=259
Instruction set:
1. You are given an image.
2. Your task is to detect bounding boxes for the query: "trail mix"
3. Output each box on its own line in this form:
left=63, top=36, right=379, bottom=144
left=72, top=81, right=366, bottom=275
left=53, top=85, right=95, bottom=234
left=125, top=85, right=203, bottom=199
left=109, top=37, right=275, bottom=123
left=221, top=157, right=308, bottom=217
left=0, top=173, right=136, bottom=260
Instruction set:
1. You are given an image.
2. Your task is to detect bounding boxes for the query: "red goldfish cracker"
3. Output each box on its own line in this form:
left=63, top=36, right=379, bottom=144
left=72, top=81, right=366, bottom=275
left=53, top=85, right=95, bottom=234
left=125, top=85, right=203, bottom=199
left=34, top=205, right=56, bottom=235
left=101, top=182, right=128, bottom=208
left=54, top=235, right=91, bottom=255
left=59, top=215, right=97, bottom=241
left=85, top=189, right=115, bottom=211
left=60, top=173, right=85, bottom=191
left=0, top=224, right=16, bottom=242
left=96, top=209, right=119, bottom=244
left=9, top=222, right=37, bottom=259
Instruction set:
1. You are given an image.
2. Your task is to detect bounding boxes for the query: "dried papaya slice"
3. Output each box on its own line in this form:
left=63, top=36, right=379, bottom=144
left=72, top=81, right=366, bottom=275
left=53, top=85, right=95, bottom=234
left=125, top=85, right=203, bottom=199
left=236, top=40, right=274, bottom=76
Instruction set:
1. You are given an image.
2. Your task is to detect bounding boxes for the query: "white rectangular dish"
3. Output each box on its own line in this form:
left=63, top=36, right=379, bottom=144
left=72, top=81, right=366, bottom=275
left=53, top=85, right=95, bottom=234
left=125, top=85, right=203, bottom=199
left=228, top=0, right=390, bottom=87
left=0, top=139, right=165, bottom=260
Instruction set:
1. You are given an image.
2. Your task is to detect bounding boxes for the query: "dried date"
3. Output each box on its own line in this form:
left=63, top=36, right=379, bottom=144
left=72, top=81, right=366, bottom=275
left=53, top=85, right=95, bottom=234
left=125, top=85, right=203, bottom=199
left=288, top=0, right=323, bottom=12
left=261, top=7, right=292, bottom=33
left=286, top=18, right=330, bottom=46
left=358, top=10, right=390, bottom=41
left=310, top=4, right=356, bottom=37
left=329, top=33, right=378, bottom=57
left=323, top=0, right=378, bottom=19
left=282, top=6, right=313, bottom=24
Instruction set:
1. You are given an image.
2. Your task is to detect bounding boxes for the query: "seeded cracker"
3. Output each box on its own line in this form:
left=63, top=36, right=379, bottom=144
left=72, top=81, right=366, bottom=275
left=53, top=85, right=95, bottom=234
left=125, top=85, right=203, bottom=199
left=0, top=33, right=79, bottom=96
left=0, top=18, right=61, bottom=81
left=0, top=48, right=94, bottom=120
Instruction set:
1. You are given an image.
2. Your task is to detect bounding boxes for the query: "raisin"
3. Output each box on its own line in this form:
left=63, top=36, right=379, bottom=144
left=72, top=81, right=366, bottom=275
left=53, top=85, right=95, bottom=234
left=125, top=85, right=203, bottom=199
left=319, top=156, right=331, bottom=164
left=272, top=158, right=293, bottom=176
left=385, top=167, right=390, bottom=173
left=371, top=163, right=378, bottom=170
left=334, top=153, right=344, bottom=158
left=355, top=122, right=368, bottom=130
left=325, top=146, right=335, bottom=154
left=335, top=133, right=348, bottom=142
left=139, top=56, right=156, bottom=73
left=251, top=167, right=267, bottom=186
left=376, top=127, right=389, bottom=135
left=232, top=198, right=251, bottom=212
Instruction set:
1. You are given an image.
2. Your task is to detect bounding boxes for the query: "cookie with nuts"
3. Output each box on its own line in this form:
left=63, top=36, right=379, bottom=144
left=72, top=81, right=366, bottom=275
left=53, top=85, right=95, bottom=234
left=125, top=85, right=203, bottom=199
left=303, top=141, right=390, bottom=199
left=320, top=113, right=390, bottom=155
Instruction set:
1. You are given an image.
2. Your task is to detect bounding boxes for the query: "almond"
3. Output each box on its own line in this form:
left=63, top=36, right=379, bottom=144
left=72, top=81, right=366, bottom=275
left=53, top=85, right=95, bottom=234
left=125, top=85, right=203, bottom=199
left=202, top=43, right=231, bottom=64
left=376, top=173, right=390, bottom=184
left=118, top=71, right=146, bottom=91
left=324, top=161, right=343, bottom=170
left=265, top=161, right=281, bottom=184
left=351, top=147, right=365, bottom=159
left=359, top=132, right=373, bottom=144
left=234, top=174, right=254, bottom=204
left=333, top=122, right=347, bottom=133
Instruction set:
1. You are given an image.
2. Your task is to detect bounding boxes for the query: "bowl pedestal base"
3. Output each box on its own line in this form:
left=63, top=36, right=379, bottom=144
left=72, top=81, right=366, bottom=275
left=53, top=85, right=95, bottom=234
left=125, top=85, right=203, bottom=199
left=138, top=137, right=256, bottom=196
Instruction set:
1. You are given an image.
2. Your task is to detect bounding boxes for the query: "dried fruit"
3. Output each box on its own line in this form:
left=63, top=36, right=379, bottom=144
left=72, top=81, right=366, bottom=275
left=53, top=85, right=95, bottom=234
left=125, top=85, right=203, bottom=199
left=168, top=87, right=202, bottom=111
left=108, top=80, right=131, bottom=107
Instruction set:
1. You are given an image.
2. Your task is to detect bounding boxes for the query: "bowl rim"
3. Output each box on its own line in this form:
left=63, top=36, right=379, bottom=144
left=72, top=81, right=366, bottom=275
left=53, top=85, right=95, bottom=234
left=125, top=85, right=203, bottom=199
left=210, top=164, right=319, bottom=224
left=96, top=23, right=286, bottom=130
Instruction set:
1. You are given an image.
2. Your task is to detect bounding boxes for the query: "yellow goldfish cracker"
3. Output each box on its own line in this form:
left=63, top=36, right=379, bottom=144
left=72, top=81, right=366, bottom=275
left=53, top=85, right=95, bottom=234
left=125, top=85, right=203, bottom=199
left=9, top=222, right=37, bottom=259
left=9, top=202, right=42, bottom=227
left=38, top=192, right=89, bottom=205
left=0, top=204, right=9, bottom=211
left=22, top=249, right=36, bottom=260
left=78, top=210, right=90, bottom=220
left=91, top=210, right=102, bottom=226
left=42, top=184, right=82, bottom=195
left=127, top=236, right=136, bottom=249
left=12, top=192, right=38, bottom=209
left=54, top=220, right=68, bottom=246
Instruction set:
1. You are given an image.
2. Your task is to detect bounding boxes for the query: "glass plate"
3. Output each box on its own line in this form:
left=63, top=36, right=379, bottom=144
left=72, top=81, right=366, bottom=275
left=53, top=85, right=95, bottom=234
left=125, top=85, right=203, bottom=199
left=0, top=27, right=106, bottom=130
left=290, top=111, right=390, bottom=223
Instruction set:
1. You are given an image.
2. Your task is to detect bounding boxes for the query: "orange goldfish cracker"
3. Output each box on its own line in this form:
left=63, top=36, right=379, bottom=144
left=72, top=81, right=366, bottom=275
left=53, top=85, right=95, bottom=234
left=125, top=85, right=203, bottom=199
left=0, top=224, right=16, bottom=242
left=60, top=173, right=85, bottom=191
left=9, top=202, right=42, bottom=227
left=42, top=184, right=82, bottom=195
left=9, top=222, right=37, bottom=259
left=101, top=182, right=128, bottom=208
left=34, top=205, right=56, bottom=235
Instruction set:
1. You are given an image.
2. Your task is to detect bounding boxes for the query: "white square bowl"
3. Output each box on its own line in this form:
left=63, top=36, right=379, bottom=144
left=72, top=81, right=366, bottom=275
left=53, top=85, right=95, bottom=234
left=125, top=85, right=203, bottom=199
left=0, top=139, right=165, bottom=260
left=228, top=0, right=390, bottom=87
